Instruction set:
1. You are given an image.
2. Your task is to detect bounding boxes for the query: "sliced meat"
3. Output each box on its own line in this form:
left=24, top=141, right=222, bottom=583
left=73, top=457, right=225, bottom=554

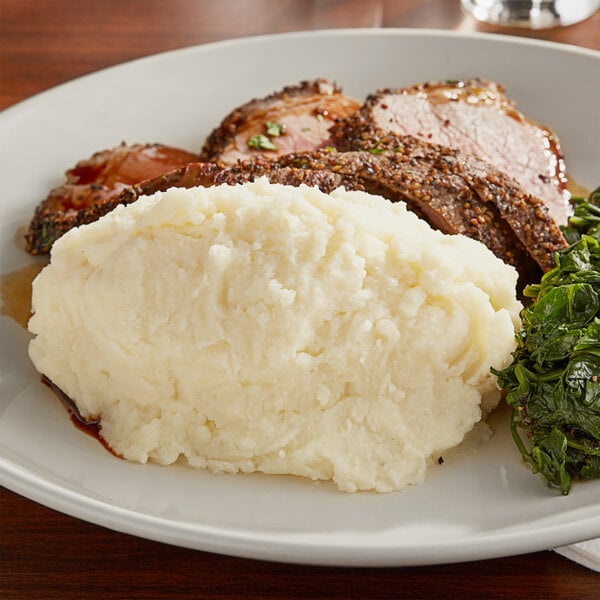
left=200, top=79, right=360, bottom=164
left=330, top=79, right=571, bottom=225
left=129, top=160, right=365, bottom=196
left=25, top=143, right=200, bottom=254
left=26, top=136, right=567, bottom=281
left=26, top=92, right=568, bottom=284
left=276, top=143, right=568, bottom=275
left=25, top=160, right=365, bottom=254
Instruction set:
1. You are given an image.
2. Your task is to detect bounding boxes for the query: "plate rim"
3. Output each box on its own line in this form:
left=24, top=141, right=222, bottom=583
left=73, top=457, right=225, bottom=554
left=2, top=456, right=599, bottom=567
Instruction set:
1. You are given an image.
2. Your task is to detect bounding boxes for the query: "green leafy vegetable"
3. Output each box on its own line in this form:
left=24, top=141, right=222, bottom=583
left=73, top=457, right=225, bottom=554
left=494, top=188, right=600, bottom=494
left=560, top=187, right=600, bottom=244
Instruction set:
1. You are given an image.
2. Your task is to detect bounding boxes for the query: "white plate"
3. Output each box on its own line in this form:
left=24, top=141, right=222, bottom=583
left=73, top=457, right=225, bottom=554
left=1, top=29, right=599, bottom=567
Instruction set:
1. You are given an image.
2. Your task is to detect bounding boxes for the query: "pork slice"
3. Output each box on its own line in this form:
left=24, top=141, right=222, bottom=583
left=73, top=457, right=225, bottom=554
left=277, top=148, right=534, bottom=277
left=143, top=148, right=544, bottom=279
left=331, top=79, right=571, bottom=225
left=26, top=159, right=364, bottom=254
left=26, top=143, right=200, bottom=254
left=200, top=79, right=360, bottom=164
left=109, top=161, right=365, bottom=212
left=277, top=144, right=567, bottom=276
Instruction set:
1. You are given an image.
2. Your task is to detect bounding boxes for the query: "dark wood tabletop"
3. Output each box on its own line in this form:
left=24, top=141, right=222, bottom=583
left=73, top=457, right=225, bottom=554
left=1, top=1, right=599, bottom=598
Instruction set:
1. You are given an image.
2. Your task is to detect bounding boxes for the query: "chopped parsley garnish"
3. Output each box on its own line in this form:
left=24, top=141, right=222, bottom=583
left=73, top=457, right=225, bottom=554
left=247, top=121, right=286, bottom=151
left=247, top=134, right=277, bottom=151
left=265, top=121, right=285, bottom=137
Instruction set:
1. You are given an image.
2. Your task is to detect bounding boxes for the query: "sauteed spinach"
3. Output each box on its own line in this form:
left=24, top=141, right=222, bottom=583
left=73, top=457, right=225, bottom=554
left=561, top=187, right=600, bottom=244
left=493, top=188, right=600, bottom=494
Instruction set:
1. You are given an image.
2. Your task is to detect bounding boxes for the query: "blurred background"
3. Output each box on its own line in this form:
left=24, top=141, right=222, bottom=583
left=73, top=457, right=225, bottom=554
left=2, top=0, right=599, bottom=110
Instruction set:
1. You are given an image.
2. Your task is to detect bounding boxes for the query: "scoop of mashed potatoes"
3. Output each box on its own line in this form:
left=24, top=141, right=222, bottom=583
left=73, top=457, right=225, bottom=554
left=28, top=179, right=521, bottom=492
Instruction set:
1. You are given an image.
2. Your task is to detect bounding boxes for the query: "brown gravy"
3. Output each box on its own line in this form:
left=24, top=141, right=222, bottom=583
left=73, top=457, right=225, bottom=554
left=42, top=376, right=120, bottom=457
left=0, top=262, right=45, bottom=328
left=0, top=254, right=116, bottom=454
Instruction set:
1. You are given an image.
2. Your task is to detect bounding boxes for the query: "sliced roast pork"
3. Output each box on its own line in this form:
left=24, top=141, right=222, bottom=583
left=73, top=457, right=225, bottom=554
left=200, top=79, right=360, bottom=164
left=28, top=143, right=566, bottom=285
left=26, top=79, right=568, bottom=283
left=26, top=143, right=199, bottom=254
left=277, top=144, right=567, bottom=276
left=330, top=79, right=572, bottom=225
left=25, top=158, right=365, bottom=254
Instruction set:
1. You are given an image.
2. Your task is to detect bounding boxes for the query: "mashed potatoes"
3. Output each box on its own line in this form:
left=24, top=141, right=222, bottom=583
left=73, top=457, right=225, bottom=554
left=28, top=179, right=521, bottom=492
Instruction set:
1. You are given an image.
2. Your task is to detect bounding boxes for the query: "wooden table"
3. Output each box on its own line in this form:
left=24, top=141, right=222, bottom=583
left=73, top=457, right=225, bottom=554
left=1, top=2, right=599, bottom=597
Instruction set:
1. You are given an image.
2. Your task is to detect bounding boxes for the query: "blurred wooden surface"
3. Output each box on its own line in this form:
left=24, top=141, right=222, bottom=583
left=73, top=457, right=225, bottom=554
left=1, top=0, right=599, bottom=109
left=1, top=1, right=600, bottom=598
